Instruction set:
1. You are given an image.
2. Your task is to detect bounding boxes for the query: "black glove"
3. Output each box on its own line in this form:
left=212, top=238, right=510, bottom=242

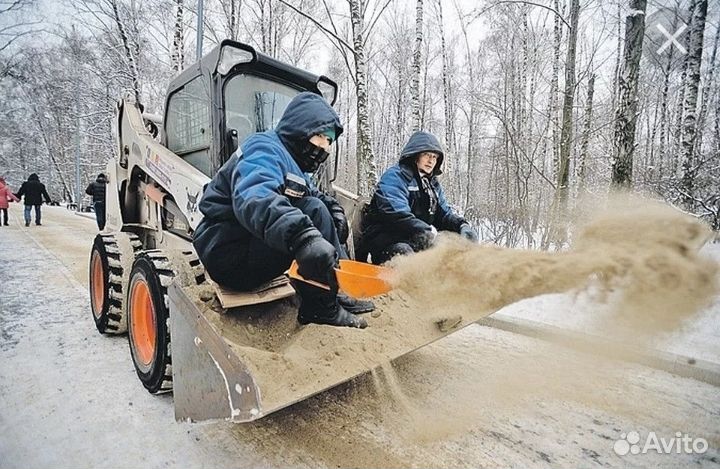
left=411, top=225, right=437, bottom=251
left=293, top=229, right=339, bottom=290
left=459, top=224, right=479, bottom=242
left=329, top=205, right=349, bottom=244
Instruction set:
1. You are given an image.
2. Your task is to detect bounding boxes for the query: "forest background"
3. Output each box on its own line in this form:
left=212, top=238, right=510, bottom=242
left=0, top=0, right=717, bottom=247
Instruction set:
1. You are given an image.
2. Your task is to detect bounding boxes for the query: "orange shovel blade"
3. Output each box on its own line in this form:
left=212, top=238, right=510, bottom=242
left=336, top=259, right=392, bottom=299
left=287, top=260, right=392, bottom=299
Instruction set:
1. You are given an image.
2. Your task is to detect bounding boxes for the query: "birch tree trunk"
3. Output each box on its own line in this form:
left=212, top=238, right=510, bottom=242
left=671, top=0, right=696, bottom=173
left=715, top=75, right=720, bottom=157
left=657, top=37, right=675, bottom=172
left=231, top=0, right=238, bottom=40
left=520, top=8, right=529, bottom=164
left=436, top=0, right=454, bottom=184
left=396, top=64, right=406, bottom=154
left=555, top=0, right=579, bottom=209
left=419, top=34, right=430, bottom=127
left=693, top=13, right=718, bottom=161
left=221, top=0, right=240, bottom=40
left=611, top=1, right=622, bottom=114
left=410, top=0, right=423, bottom=131
left=680, top=0, right=708, bottom=206
left=542, top=0, right=562, bottom=175
left=349, top=0, right=378, bottom=195
left=258, top=0, right=268, bottom=52
left=577, top=72, right=595, bottom=193
left=110, top=0, right=141, bottom=103
left=171, top=0, right=185, bottom=72
left=611, top=0, right=647, bottom=188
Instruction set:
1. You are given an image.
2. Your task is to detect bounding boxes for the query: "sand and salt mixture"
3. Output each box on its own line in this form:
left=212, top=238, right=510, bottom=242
left=201, top=195, right=718, bottom=440
left=367, top=195, right=720, bottom=445
left=390, top=195, right=718, bottom=335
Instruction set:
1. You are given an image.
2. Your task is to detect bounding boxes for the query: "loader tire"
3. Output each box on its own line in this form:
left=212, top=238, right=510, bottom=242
left=89, top=232, right=142, bottom=334
left=127, top=251, right=175, bottom=394
left=127, top=249, right=206, bottom=394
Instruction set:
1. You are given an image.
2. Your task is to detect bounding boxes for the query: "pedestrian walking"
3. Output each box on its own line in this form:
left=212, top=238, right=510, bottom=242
left=14, top=173, right=52, bottom=226
left=0, top=176, right=20, bottom=226
left=85, top=173, right=108, bottom=230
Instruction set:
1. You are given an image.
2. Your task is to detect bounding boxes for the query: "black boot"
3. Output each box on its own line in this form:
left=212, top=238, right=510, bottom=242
left=296, top=283, right=367, bottom=329
left=337, top=293, right=375, bottom=314
left=298, top=303, right=368, bottom=329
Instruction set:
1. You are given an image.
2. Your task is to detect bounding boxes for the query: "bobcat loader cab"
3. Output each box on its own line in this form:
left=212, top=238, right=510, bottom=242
left=162, top=41, right=338, bottom=179
left=89, top=40, right=489, bottom=424
left=107, top=40, right=339, bottom=246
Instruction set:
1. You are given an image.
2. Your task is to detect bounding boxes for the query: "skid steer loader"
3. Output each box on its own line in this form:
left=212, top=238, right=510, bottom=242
left=88, top=40, right=489, bottom=423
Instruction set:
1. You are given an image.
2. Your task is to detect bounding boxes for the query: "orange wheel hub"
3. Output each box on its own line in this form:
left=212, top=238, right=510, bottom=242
left=131, top=280, right=156, bottom=366
left=90, top=252, right=105, bottom=319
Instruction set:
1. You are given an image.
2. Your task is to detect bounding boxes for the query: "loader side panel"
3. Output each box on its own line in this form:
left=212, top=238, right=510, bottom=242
left=119, top=97, right=210, bottom=234
left=104, top=160, right=124, bottom=232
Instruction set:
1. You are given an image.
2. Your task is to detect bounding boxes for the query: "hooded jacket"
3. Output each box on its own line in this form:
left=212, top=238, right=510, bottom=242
left=193, top=92, right=343, bottom=277
left=85, top=174, right=107, bottom=204
left=362, top=131, right=466, bottom=255
left=0, top=178, right=19, bottom=209
left=15, top=173, right=51, bottom=207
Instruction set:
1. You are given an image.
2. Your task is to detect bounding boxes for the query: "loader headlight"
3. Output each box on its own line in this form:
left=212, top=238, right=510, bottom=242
left=163, top=209, right=189, bottom=233
left=317, top=76, right=338, bottom=105
left=217, top=45, right=256, bottom=76
left=162, top=199, right=191, bottom=236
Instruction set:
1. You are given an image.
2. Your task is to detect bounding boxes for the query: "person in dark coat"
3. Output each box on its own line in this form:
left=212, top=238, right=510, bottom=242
left=193, top=92, right=373, bottom=329
left=361, top=131, right=479, bottom=264
left=14, top=173, right=52, bottom=227
left=85, top=173, right=108, bottom=230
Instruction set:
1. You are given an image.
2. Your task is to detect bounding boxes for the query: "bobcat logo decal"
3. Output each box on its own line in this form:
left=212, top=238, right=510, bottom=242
left=186, top=190, right=199, bottom=213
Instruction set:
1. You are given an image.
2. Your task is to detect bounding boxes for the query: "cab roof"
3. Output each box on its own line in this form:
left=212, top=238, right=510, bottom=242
left=166, top=40, right=326, bottom=98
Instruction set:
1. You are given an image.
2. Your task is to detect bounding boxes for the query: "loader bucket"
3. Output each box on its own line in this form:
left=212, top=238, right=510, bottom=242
left=167, top=279, right=487, bottom=423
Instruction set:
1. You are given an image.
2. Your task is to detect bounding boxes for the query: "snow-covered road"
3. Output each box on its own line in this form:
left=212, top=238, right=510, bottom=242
left=1, top=205, right=718, bottom=468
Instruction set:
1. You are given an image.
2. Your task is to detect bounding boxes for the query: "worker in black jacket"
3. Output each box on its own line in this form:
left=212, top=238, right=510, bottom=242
left=85, top=173, right=108, bottom=230
left=15, top=173, right=52, bottom=227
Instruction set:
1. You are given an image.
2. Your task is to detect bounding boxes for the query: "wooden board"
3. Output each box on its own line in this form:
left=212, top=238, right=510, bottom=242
left=212, top=276, right=296, bottom=308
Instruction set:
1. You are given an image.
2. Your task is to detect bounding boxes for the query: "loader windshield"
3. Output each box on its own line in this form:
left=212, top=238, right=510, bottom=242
left=224, top=74, right=301, bottom=145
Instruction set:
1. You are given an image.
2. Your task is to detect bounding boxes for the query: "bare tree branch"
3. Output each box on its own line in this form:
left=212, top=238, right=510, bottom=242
left=471, top=1, right=571, bottom=29
left=276, top=0, right=357, bottom=55
left=362, top=0, right=394, bottom=46
left=320, top=0, right=355, bottom=83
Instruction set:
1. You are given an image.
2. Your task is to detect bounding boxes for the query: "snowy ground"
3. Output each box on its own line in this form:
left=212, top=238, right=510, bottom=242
left=0, top=205, right=718, bottom=468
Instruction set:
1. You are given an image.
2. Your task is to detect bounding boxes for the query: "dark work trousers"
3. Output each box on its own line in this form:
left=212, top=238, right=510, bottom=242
left=0, top=208, right=8, bottom=225
left=94, top=202, right=106, bottom=230
left=209, top=197, right=343, bottom=300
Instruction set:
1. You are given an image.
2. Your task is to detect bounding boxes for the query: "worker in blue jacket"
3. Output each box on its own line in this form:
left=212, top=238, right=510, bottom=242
left=361, top=131, right=479, bottom=264
left=193, top=92, right=372, bottom=328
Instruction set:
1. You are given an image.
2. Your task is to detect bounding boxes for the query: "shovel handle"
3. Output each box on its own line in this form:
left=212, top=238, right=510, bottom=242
left=287, top=261, right=332, bottom=290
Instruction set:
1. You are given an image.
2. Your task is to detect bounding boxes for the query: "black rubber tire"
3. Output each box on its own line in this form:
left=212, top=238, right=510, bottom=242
left=127, top=251, right=175, bottom=394
left=89, top=233, right=141, bottom=334
left=126, top=249, right=207, bottom=394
